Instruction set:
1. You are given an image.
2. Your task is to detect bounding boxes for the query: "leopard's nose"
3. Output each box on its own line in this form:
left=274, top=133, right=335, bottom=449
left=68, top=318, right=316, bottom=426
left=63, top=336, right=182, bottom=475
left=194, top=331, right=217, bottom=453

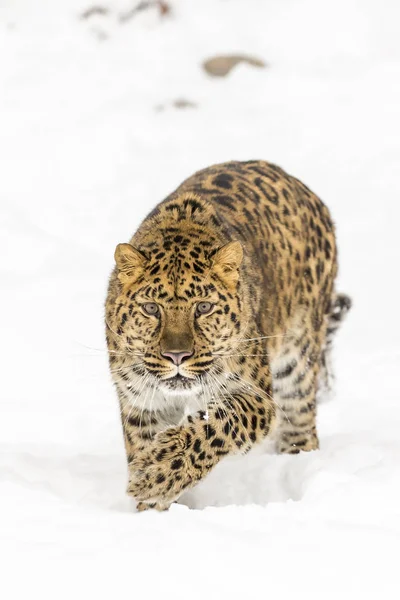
left=162, top=351, right=193, bottom=365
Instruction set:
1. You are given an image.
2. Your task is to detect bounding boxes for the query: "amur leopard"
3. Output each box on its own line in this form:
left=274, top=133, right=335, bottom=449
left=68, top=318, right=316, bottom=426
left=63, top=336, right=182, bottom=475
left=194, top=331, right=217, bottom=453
left=105, top=160, right=351, bottom=511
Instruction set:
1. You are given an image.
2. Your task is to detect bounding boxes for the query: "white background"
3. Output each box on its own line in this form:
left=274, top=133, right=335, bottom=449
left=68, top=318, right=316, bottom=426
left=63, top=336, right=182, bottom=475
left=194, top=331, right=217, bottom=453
left=1, top=1, right=400, bottom=598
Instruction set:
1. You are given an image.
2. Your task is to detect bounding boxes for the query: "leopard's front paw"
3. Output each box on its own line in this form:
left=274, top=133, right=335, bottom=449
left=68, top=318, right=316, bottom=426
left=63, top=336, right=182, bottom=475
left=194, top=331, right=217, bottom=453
left=128, top=427, right=195, bottom=504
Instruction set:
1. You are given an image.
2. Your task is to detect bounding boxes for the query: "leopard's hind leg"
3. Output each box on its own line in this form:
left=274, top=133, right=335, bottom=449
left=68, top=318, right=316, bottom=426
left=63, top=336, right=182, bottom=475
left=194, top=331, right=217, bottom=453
left=271, top=325, right=322, bottom=454
left=272, top=293, right=351, bottom=454
left=317, top=293, right=352, bottom=403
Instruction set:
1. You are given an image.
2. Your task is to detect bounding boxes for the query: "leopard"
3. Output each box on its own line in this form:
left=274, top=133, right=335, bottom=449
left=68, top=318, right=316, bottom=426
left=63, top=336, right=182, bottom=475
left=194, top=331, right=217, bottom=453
left=105, top=160, right=351, bottom=511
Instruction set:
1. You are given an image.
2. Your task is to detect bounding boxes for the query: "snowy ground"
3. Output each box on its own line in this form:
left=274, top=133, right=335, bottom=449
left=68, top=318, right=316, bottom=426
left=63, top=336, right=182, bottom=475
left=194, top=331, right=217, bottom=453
left=1, top=0, right=400, bottom=598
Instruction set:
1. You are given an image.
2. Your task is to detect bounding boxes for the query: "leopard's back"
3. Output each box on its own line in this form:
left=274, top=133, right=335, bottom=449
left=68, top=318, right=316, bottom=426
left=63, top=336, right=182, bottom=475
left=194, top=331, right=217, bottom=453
left=173, top=160, right=337, bottom=341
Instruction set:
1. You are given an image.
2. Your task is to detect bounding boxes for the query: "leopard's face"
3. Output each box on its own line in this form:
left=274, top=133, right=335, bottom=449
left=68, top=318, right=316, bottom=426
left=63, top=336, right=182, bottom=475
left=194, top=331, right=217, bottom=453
left=109, top=237, right=244, bottom=401
left=124, top=291, right=241, bottom=397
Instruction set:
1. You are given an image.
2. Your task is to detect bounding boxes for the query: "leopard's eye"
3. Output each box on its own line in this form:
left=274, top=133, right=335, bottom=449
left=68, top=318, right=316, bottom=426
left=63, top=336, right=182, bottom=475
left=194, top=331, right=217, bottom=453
left=196, top=301, right=214, bottom=316
left=142, top=302, right=160, bottom=316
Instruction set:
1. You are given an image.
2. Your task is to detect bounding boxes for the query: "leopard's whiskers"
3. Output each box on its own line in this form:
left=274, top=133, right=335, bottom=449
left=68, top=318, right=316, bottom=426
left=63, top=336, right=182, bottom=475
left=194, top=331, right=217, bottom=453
left=109, top=361, right=146, bottom=375
left=212, top=352, right=271, bottom=358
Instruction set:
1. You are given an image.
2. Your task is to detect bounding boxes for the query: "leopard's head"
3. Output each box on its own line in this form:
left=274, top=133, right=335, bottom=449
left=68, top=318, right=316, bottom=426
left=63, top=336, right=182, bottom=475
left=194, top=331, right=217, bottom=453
left=107, top=229, right=246, bottom=402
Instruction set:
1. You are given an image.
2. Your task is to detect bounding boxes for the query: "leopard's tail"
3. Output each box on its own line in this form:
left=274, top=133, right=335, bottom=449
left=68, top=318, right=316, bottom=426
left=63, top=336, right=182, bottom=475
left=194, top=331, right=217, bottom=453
left=317, top=293, right=352, bottom=402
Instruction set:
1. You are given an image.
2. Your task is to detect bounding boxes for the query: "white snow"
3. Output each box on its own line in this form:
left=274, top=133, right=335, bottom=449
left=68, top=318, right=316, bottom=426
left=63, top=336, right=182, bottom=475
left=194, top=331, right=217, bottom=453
left=1, top=0, right=400, bottom=598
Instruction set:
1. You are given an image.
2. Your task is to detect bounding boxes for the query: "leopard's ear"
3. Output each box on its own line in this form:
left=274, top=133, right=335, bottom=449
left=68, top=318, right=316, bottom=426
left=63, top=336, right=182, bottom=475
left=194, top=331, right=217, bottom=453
left=114, top=243, right=148, bottom=284
left=211, top=241, right=243, bottom=286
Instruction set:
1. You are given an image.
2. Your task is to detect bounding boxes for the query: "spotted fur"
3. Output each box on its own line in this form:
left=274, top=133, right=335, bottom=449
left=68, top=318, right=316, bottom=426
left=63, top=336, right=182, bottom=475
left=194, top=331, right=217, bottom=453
left=105, top=160, right=351, bottom=510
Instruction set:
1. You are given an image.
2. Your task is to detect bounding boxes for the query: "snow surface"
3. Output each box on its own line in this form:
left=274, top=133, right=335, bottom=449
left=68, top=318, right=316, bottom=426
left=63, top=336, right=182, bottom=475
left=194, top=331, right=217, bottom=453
left=1, top=0, right=400, bottom=598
